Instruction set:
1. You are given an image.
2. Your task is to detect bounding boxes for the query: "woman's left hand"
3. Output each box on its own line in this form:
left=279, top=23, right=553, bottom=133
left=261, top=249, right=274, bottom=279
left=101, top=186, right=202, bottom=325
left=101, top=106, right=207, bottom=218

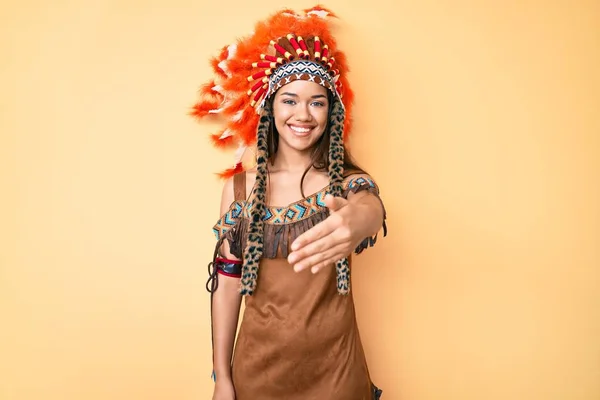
left=287, top=194, right=364, bottom=274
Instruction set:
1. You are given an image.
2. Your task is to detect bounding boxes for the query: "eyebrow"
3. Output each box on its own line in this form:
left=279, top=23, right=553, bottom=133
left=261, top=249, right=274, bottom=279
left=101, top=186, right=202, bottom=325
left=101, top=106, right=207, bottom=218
left=280, top=92, right=327, bottom=99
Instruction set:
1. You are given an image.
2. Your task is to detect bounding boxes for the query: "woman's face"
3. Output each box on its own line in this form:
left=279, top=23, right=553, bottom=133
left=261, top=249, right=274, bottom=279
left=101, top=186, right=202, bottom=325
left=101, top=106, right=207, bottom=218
left=272, top=80, right=329, bottom=154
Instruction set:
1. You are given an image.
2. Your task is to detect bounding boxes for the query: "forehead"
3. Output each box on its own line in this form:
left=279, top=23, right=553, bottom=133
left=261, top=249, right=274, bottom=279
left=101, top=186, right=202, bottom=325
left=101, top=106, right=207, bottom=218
left=274, top=80, right=328, bottom=97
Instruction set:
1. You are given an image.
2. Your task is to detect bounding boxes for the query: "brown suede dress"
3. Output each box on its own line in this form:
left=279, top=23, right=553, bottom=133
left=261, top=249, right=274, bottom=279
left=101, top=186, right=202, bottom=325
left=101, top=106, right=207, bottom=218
left=211, top=172, right=386, bottom=400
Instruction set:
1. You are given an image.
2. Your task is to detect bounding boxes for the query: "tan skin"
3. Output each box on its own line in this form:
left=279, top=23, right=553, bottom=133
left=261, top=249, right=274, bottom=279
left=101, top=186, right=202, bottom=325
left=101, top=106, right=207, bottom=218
left=211, top=80, right=384, bottom=400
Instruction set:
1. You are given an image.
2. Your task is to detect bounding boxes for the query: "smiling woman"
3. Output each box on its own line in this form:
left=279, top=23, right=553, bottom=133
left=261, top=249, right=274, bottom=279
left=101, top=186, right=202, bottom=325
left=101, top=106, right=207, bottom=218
left=192, top=5, right=387, bottom=400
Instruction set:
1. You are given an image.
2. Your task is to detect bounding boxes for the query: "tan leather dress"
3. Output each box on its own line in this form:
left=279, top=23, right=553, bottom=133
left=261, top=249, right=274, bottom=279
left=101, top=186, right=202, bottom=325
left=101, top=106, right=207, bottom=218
left=211, top=172, right=385, bottom=400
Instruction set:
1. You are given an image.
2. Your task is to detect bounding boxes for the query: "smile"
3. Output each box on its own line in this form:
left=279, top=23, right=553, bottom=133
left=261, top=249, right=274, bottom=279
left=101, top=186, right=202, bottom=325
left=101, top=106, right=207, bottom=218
left=288, top=125, right=314, bottom=134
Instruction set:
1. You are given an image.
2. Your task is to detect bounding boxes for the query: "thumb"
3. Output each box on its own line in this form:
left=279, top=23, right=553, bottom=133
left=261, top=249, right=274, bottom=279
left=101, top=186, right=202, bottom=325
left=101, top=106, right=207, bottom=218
left=324, top=194, right=348, bottom=212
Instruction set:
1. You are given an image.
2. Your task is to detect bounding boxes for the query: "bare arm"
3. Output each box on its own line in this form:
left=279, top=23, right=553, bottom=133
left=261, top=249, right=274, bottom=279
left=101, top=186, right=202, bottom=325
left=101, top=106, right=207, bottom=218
left=212, top=178, right=243, bottom=383
left=343, top=189, right=385, bottom=238
left=287, top=175, right=385, bottom=273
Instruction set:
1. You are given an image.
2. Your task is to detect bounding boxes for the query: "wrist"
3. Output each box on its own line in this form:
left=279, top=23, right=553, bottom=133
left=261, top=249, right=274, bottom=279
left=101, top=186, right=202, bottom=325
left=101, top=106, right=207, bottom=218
left=214, top=367, right=233, bottom=382
left=215, top=377, right=233, bottom=386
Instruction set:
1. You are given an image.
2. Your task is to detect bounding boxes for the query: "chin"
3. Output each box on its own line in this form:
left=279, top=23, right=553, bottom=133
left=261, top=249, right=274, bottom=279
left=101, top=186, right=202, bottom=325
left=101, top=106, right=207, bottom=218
left=282, top=137, right=321, bottom=153
left=290, top=143, right=316, bottom=153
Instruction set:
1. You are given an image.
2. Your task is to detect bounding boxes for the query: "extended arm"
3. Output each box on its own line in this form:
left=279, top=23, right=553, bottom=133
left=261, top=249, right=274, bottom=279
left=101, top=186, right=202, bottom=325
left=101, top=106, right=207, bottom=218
left=287, top=176, right=386, bottom=273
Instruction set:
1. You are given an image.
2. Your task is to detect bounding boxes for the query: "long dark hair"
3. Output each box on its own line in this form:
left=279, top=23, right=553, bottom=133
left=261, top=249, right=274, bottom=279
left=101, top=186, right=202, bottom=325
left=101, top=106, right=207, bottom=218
left=266, top=90, right=367, bottom=197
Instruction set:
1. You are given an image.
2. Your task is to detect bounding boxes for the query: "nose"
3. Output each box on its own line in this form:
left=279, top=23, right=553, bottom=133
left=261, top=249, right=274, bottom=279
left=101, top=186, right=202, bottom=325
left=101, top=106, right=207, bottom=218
left=294, top=103, right=312, bottom=122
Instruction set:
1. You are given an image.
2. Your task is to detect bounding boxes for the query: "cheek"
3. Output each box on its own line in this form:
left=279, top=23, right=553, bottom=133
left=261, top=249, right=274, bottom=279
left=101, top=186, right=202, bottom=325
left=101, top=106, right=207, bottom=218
left=316, top=110, right=329, bottom=129
left=273, top=106, right=290, bottom=127
left=273, top=115, right=284, bottom=128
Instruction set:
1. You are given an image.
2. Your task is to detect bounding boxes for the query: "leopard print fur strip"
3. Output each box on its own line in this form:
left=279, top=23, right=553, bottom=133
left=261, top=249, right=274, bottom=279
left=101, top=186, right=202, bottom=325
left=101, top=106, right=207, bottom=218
left=241, top=107, right=271, bottom=295
left=327, top=99, right=350, bottom=295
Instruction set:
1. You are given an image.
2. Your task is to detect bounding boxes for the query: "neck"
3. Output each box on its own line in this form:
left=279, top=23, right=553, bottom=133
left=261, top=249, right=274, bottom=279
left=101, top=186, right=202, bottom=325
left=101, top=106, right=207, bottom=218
left=270, top=147, right=313, bottom=173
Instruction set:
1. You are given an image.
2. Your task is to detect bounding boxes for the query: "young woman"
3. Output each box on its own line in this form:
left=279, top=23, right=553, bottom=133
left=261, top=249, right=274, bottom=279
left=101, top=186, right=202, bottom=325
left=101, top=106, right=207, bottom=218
left=192, top=7, right=387, bottom=400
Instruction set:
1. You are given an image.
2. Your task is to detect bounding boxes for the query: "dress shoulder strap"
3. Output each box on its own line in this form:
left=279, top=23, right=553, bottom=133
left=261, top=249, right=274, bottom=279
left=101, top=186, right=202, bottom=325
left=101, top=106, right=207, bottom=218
left=233, top=172, right=247, bottom=201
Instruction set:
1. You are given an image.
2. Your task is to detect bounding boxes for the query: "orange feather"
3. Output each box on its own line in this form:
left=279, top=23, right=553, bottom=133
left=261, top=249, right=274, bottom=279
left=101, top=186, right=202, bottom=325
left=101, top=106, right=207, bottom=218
left=236, top=115, right=260, bottom=146
left=210, top=131, right=236, bottom=149
left=210, top=57, right=227, bottom=79
left=234, top=107, right=256, bottom=127
left=189, top=99, right=220, bottom=119
left=226, top=58, right=252, bottom=76
left=217, top=162, right=245, bottom=180
left=222, top=74, right=249, bottom=92
left=304, top=5, right=338, bottom=18
left=200, top=80, right=217, bottom=94
left=223, top=96, right=249, bottom=116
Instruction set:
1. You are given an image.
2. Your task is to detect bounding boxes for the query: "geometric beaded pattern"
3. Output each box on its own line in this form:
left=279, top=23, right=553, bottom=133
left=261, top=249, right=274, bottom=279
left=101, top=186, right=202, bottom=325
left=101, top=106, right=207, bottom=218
left=212, top=177, right=377, bottom=241
left=347, top=176, right=377, bottom=191
left=270, top=60, right=334, bottom=89
left=212, top=201, right=244, bottom=240
left=259, top=190, right=328, bottom=224
left=266, top=61, right=336, bottom=101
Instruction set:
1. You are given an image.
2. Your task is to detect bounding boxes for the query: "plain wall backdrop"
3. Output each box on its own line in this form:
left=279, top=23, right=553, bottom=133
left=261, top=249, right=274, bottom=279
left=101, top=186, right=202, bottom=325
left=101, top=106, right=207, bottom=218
left=1, top=0, right=599, bottom=399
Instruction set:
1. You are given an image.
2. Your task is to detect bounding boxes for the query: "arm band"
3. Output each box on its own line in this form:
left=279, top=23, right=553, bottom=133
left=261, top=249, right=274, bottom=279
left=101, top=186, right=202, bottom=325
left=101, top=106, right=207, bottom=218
left=214, top=257, right=242, bottom=278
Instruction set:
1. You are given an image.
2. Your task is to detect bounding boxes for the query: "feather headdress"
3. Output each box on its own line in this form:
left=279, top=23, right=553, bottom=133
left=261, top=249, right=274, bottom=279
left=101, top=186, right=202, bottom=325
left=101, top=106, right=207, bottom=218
left=191, top=5, right=354, bottom=179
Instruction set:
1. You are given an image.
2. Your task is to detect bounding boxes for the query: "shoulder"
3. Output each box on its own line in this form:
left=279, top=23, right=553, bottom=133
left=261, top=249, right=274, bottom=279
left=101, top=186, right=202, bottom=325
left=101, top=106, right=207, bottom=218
left=219, top=170, right=258, bottom=212
left=343, top=172, right=379, bottom=190
left=242, top=169, right=258, bottom=200
left=341, top=172, right=381, bottom=199
left=219, top=176, right=236, bottom=214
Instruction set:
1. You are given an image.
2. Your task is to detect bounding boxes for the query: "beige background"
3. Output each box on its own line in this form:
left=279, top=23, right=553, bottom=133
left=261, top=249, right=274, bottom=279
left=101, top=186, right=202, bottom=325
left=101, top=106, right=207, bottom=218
left=1, top=0, right=599, bottom=399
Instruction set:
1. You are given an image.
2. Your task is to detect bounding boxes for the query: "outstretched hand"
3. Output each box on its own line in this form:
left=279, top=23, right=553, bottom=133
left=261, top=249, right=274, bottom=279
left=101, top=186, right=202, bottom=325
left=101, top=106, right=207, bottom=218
left=287, top=194, right=363, bottom=274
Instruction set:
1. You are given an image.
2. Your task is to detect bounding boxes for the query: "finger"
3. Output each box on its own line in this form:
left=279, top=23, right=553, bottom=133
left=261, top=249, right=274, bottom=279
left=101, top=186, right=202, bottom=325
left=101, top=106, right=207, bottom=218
left=288, top=214, right=346, bottom=264
left=324, top=194, right=348, bottom=212
left=311, top=253, right=345, bottom=274
left=290, top=214, right=340, bottom=252
left=292, top=243, right=348, bottom=273
left=311, top=252, right=348, bottom=274
left=288, top=233, right=333, bottom=266
left=290, top=216, right=354, bottom=265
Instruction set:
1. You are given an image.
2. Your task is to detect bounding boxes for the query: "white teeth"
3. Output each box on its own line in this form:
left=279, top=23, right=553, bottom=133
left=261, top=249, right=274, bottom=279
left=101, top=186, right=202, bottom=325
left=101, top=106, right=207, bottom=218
left=289, top=125, right=311, bottom=133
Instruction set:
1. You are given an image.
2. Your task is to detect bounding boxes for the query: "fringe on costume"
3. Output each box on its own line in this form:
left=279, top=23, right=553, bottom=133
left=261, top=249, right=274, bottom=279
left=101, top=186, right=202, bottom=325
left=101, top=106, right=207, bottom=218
left=212, top=176, right=386, bottom=263
left=371, top=383, right=383, bottom=399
